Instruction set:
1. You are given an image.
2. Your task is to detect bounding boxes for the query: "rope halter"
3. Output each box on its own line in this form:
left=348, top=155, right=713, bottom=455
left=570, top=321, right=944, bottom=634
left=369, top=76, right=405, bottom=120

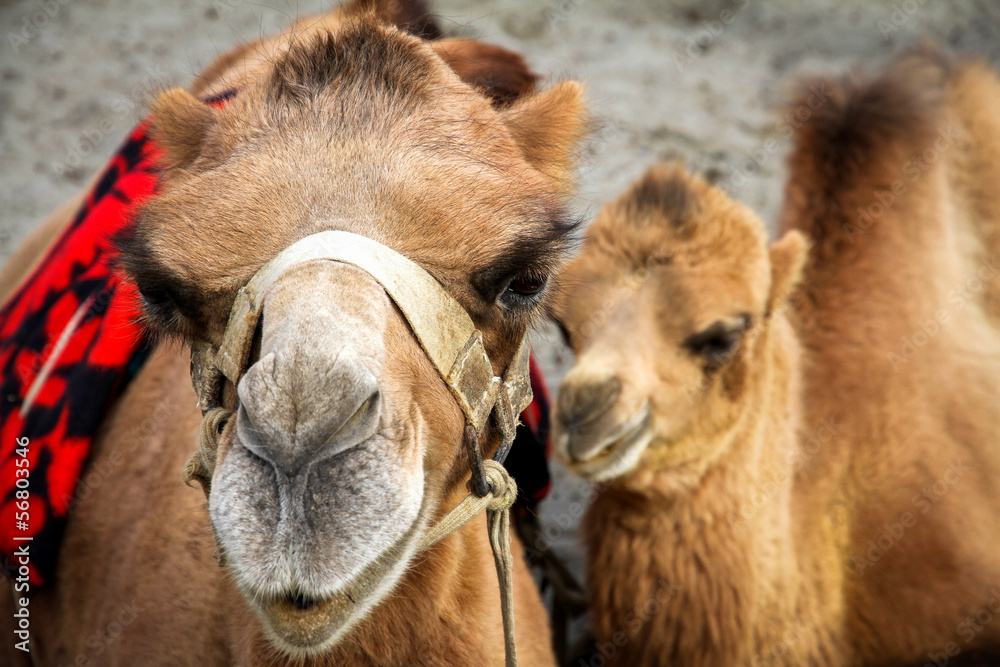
left=184, top=230, right=532, bottom=667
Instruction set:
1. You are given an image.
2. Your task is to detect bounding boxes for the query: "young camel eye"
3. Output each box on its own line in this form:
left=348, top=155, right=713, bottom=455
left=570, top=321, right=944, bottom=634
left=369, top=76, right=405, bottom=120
left=684, top=315, right=751, bottom=370
left=550, top=316, right=573, bottom=349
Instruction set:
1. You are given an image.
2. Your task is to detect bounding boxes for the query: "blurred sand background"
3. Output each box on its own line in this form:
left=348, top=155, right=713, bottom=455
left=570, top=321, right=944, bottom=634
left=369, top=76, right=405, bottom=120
left=2, top=0, right=1000, bottom=635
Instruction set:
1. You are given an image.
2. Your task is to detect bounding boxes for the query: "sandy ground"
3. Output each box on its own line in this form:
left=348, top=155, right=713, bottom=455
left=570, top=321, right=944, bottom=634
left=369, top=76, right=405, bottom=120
left=3, top=0, right=1000, bottom=650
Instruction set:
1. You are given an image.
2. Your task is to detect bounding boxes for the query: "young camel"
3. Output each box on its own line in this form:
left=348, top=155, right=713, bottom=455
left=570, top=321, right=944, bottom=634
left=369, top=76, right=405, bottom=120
left=550, top=55, right=1000, bottom=666
left=0, top=2, right=585, bottom=665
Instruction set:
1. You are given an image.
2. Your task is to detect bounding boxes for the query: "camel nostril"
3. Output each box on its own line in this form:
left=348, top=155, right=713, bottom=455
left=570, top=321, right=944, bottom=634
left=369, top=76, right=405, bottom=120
left=558, top=376, right=622, bottom=431
left=331, top=387, right=380, bottom=444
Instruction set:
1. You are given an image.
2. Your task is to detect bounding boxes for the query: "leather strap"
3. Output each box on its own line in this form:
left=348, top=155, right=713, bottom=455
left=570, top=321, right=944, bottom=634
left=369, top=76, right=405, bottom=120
left=211, top=230, right=527, bottom=434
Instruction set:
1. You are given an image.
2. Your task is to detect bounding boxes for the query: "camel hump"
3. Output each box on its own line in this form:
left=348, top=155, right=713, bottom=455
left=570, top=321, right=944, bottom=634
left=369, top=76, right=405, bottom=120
left=346, top=0, right=442, bottom=39
left=778, top=49, right=954, bottom=255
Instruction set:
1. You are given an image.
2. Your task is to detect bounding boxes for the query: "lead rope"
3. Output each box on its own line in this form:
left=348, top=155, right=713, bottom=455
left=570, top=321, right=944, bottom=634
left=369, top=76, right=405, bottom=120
left=416, top=459, right=519, bottom=667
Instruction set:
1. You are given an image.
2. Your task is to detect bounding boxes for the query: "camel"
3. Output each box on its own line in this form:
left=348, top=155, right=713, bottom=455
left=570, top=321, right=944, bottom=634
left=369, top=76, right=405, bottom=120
left=0, top=1, right=586, bottom=665
left=548, top=53, right=1000, bottom=666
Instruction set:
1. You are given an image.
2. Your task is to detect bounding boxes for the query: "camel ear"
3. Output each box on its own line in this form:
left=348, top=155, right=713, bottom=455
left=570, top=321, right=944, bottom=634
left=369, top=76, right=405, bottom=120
left=767, top=230, right=809, bottom=312
left=500, top=80, right=586, bottom=187
left=150, top=88, right=218, bottom=171
left=431, top=39, right=538, bottom=107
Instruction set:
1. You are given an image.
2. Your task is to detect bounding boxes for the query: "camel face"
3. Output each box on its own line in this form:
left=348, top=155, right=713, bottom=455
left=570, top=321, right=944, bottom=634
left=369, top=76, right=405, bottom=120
left=552, top=166, right=782, bottom=484
left=116, top=18, right=584, bottom=657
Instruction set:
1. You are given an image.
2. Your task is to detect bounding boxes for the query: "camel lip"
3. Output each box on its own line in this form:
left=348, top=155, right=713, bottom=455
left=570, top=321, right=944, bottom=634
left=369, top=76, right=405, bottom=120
left=242, top=490, right=432, bottom=657
left=562, top=407, right=655, bottom=481
left=259, top=592, right=347, bottom=652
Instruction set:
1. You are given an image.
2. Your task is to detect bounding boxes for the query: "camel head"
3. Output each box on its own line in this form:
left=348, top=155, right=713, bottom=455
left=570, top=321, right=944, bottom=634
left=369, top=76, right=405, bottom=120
left=550, top=165, right=806, bottom=486
left=116, top=14, right=584, bottom=657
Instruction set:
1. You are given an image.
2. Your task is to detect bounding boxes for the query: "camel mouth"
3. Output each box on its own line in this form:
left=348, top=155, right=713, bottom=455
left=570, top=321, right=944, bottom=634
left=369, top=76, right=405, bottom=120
left=249, top=493, right=430, bottom=657
left=561, top=408, right=654, bottom=481
left=260, top=592, right=346, bottom=651
left=212, top=417, right=432, bottom=657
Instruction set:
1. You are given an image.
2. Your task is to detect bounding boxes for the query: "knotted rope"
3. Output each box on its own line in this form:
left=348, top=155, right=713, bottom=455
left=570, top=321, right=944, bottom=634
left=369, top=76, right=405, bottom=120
left=416, top=459, right=519, bottom=667
left=182, top=406, right=230, bottom=496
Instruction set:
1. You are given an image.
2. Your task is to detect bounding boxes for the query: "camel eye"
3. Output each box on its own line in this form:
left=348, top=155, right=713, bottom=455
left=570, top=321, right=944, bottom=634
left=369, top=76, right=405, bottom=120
left=503, top=270, right=548, bottom=303
left=684, top=315, right=751, bottom=369
left=137, top=284, right=175, bottom=316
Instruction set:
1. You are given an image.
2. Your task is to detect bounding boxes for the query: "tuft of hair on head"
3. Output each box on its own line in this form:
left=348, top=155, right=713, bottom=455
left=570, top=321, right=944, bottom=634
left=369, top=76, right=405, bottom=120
left=265, top=18, right=435, bottom=108
left=779, top=49, right=953, bottom=259
left=620, top=162, right=701, bottom=231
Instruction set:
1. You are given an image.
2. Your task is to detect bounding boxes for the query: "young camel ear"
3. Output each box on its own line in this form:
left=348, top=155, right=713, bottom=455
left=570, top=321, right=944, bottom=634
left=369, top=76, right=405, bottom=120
left=500, top=80, right=586, bottom=187
left=767, top=229, right=809, bottom=313
left=150, top=88, right=218, bottom=171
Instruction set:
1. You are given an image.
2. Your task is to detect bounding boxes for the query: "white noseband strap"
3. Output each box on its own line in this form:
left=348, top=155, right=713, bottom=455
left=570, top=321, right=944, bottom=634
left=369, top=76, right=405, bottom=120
left=197, top=230, right=531, bottom=438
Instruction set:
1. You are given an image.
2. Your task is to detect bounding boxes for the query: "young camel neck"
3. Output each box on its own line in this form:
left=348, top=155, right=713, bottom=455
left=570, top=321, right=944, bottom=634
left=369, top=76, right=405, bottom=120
left=584, top=312, right=840, bottom=666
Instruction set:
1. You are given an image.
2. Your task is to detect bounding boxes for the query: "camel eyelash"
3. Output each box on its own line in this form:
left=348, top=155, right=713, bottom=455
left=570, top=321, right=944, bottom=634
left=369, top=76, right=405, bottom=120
left=684, top=314, right=752, bottom=369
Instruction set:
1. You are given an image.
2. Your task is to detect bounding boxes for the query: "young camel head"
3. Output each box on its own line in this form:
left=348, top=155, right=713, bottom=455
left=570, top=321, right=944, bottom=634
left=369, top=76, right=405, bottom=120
left=550, top=165, right=806, bottom=486
left=117, top=16, right=584, bottom=656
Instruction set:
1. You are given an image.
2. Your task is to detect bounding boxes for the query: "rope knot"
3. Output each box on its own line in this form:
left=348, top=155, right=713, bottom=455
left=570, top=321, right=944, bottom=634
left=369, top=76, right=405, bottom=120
left=483, top=459, right=517, bottom=511
left=183, top=407, right=232, bottom=498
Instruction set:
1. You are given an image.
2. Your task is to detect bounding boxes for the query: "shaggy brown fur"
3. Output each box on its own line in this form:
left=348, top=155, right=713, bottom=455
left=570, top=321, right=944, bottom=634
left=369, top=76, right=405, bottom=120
left=778, top=52, right=1000, bottom=665
left=552, top=53, right=1000, bottom=666
left=0, top=2, right=586, bottom=665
